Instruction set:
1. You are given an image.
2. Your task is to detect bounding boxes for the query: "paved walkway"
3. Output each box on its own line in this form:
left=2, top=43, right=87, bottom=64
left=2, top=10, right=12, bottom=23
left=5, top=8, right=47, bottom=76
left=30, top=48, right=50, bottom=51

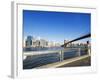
left=36, top=55, right=90, bottom=68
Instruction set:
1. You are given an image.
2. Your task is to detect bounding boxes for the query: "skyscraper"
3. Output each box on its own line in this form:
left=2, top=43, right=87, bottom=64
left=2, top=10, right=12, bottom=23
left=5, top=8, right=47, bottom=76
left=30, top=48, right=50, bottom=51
left=25, top=36, right=33, bottom=47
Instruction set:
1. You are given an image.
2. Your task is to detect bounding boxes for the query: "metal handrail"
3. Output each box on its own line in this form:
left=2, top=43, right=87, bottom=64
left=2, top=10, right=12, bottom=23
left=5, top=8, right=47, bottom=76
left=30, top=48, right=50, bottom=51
left=23, top=47, right=90, bottom=61
left=24, top=50, right=61, bottom=56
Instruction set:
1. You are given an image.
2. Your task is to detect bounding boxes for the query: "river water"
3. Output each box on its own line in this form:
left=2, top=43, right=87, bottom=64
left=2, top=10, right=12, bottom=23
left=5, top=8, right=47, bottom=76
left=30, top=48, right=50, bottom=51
left=23, top=47, right=88, bottom=69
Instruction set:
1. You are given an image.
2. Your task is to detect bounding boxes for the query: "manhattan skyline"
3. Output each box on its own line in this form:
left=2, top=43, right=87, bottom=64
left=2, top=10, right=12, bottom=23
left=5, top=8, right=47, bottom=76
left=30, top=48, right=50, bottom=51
left=23, top=10, right=91, bottom=43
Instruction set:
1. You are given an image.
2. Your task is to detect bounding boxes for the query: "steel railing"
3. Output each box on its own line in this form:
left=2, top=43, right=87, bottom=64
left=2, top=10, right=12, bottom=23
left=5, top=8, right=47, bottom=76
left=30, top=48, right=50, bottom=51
left=23, top=47, right=90, bottom=62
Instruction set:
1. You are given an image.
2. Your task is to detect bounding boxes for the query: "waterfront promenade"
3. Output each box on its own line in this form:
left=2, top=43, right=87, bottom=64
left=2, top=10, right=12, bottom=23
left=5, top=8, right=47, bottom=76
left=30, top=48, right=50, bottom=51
left=23, top=47, right=90, bottom=69
left=23, top=33, right=91, bottom=69
left=36, top=54, right=90, bottom=68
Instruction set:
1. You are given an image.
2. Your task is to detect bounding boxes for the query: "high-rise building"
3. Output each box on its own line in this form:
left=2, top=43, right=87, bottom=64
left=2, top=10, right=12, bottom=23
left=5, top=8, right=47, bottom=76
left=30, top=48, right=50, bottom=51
left=25, top=36, right=33, bottom=47
left=39, top=39, right=47, bottom=47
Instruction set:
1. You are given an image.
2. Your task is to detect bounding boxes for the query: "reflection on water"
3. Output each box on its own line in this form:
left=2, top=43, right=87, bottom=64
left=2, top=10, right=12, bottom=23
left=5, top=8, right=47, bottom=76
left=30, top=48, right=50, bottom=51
left=23, top=47, right=88, bottom=69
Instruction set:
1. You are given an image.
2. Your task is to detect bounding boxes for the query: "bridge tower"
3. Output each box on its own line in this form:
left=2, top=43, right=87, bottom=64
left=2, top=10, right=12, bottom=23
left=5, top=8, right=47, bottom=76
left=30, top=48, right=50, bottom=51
left=64, top=40, right=69, bottom=47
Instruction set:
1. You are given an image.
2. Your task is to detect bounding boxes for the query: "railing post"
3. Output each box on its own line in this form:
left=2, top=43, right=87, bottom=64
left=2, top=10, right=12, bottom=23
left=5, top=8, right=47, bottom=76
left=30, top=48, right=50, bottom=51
left=61, top=50, right=64, bottom=61
left=23, top=55, right=27, bottom=60
left=59, top=50, right=64, bottom=62
left=88, top=47, right=91, bottom=56
left=59, top=51, right=62, bottom=62
left=77, top=48, right=81, bottom=56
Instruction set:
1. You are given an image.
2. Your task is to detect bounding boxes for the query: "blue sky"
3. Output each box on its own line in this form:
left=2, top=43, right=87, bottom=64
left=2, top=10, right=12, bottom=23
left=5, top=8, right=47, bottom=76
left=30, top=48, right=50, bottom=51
left=23, top=10, right=91, bottom=43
